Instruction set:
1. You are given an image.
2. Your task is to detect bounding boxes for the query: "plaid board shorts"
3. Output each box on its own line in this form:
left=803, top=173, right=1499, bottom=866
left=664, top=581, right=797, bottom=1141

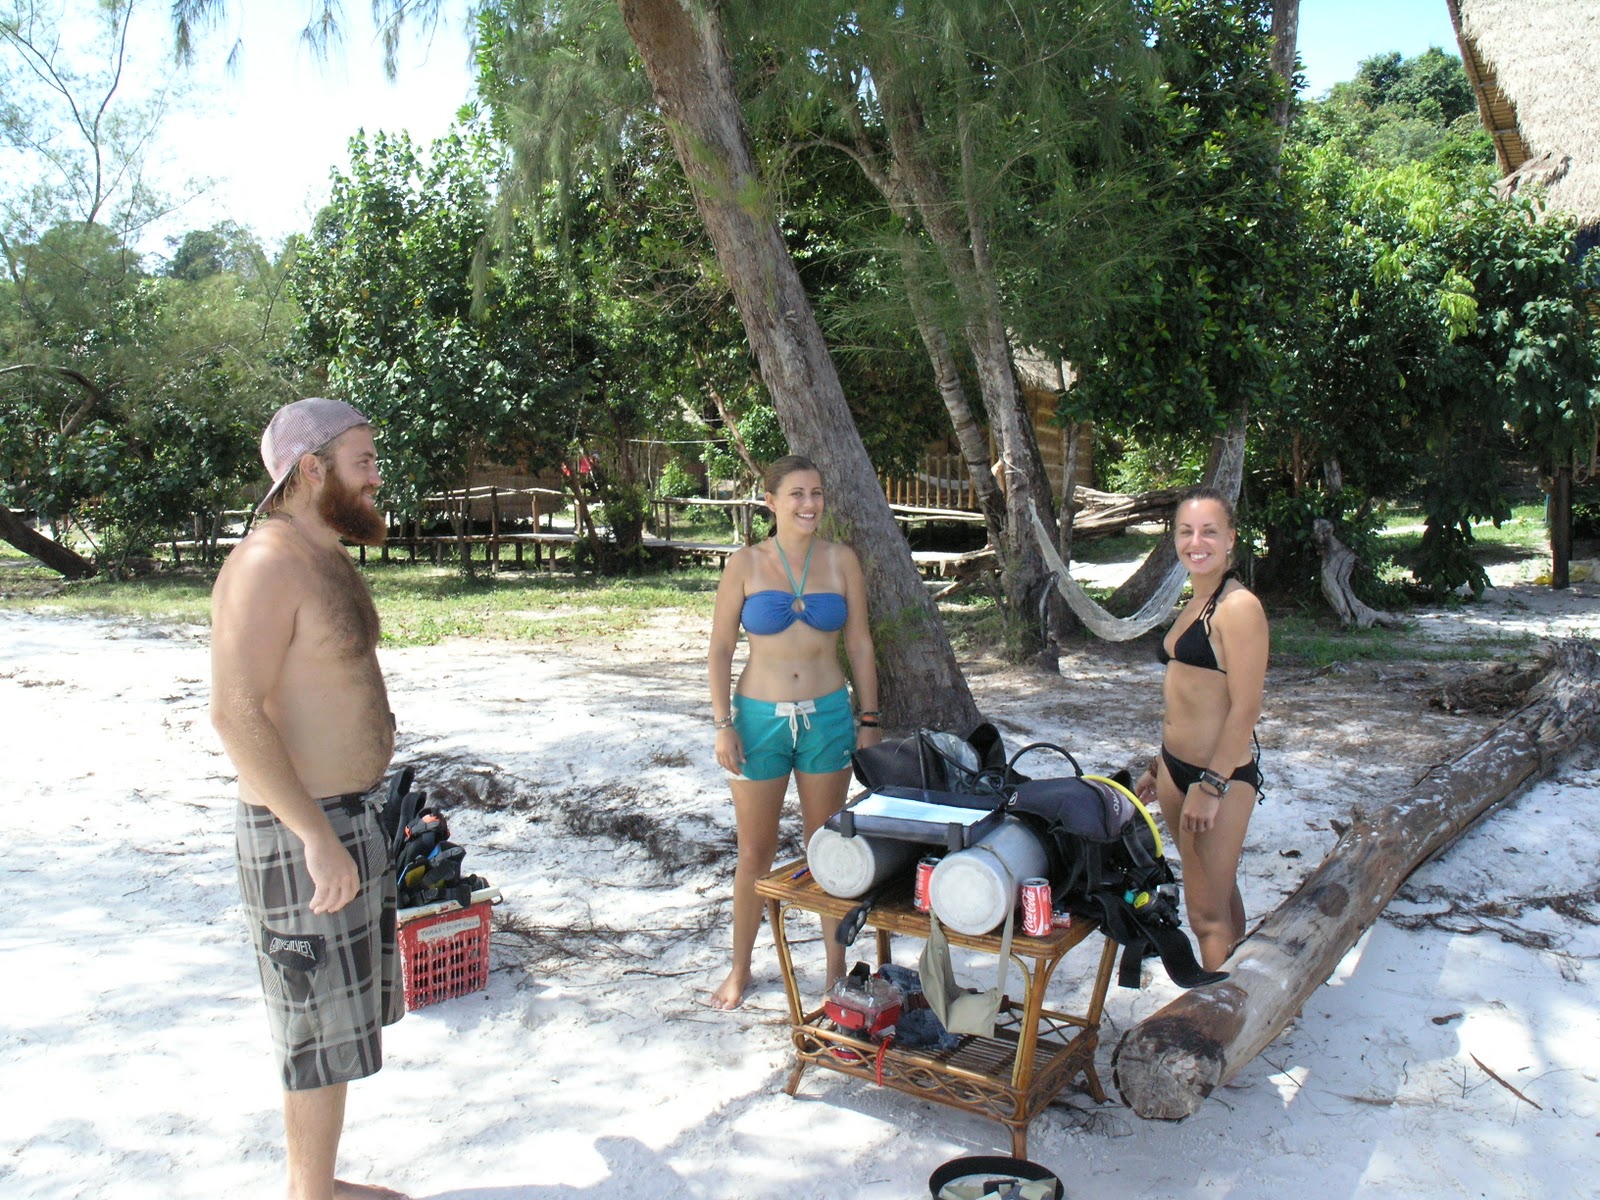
left=235, top=786, right=403, bottom=1092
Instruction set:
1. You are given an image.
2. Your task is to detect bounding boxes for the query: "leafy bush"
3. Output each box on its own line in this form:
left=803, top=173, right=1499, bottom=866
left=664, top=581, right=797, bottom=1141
left=1414, top=519, right=1488, bottom=597
left=1573, top=501, right=1600, bottom=540
left=1097, top=433, right=1207, bottom=495
left=655, top=460, right=701, bottom=500
left=1247, top=487, right=1407, bottom=606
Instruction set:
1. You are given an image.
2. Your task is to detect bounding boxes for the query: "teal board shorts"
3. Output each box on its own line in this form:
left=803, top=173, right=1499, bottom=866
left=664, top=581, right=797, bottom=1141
left=731, top=686, right=855, bottom=781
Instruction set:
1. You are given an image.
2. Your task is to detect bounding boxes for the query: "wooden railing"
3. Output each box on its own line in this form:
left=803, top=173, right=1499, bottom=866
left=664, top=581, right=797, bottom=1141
left=880, top=453, right=977, bottom=511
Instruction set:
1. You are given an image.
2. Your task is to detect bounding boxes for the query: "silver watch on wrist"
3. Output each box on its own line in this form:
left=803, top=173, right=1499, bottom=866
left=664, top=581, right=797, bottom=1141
left=1197, top=768, right=1230, bottom=797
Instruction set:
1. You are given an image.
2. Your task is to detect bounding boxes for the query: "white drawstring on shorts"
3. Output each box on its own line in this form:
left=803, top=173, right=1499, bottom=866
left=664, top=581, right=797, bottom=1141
left=773, top=699, right=816, bottom=745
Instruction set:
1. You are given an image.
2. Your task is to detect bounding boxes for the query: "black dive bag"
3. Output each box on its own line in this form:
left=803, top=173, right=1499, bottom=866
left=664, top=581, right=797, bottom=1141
left=853, top=727, right=1224, bottom=990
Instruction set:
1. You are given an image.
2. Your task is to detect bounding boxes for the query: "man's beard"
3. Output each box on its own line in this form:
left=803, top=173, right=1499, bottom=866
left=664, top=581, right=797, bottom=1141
left=318, top=465, right=387, bottom=545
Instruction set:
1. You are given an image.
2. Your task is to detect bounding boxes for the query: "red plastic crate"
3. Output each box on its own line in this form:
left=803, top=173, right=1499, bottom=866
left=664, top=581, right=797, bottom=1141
left=398, top=901, right=491, bottom=1009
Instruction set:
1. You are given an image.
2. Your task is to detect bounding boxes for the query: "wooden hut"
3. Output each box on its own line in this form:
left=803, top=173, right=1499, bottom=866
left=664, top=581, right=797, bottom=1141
left=879, top=348, right=1093, bottom=513
left=1012, top=346, right=1095, bottom=502
left=1450, top=0, right=1600, bottom=241
left=1450, top=0, right=1600, bottom=586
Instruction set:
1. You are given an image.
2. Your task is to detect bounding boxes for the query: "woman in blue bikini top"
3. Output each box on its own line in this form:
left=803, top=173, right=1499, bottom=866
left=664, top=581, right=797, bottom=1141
left=706, top=454, right=881, bottom=1011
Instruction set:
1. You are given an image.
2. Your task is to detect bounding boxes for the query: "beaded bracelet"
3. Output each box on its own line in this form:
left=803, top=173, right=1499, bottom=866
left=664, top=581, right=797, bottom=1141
left=712, top=716, right=735, bottom=730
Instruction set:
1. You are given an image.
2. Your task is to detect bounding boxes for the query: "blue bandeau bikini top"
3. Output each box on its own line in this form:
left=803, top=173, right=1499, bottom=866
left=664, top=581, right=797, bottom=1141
left=738, top=537, right=848, bottom=636
left=741, top=589, right=848, bottom=635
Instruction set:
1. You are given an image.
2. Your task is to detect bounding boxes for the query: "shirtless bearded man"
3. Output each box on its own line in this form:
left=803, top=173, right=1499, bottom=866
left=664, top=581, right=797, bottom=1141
left=210, top=397, right=408, bottom=1200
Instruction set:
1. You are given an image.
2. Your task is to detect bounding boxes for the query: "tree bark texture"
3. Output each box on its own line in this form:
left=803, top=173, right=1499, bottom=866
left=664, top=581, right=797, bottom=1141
left=871, top=56, right=1060, bottom=651
left=0, top=503, right=96, bottom=578
left=616, top=0, right=979, bottom=730
left=1312, top=518, right=1404, bottom=629
left=1112, top=640, right=1600, bottom=1120
left=1268, top=1, right=1300, bottom=136
left=1550, top=464, right=1572, bottom=591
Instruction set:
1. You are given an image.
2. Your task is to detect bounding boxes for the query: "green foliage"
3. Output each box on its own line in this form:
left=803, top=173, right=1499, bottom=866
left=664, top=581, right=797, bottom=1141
left=1246, top=485, right=1406, bottom=606
left=1295, top=48, right=1492, bottom=172
left=290, top=120, right=691, bottom=565
left=476, top=0, right=955, bottom=491
left=1255, top=142, right=1599, bottom=596
left=1060, top=0, right=1299, bottom=447
left=727, top=0, right=1160, bottom=479
left=1097, top=432, right=1208, bottom=495
left=164, top=221, right=267, bottom=282
left=0, top=557, right=724, bottom=642
left=1, top=218, right=303, bottom=568
left=1573, top=500, right=1600, bottom=540
left=654, top=459, right=700, bottom=500
left=1, top=5, right=300, bottom=571
left=1267, top=611, right=1537, bottom=668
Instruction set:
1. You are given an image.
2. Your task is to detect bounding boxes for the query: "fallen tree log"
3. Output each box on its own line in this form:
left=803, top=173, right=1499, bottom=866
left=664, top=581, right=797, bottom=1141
left=1112, top=640, right=1600, bottom=1119
left=0, top=502, right=96, bottom=579
left=1069, top=486, right=1183, bottom=537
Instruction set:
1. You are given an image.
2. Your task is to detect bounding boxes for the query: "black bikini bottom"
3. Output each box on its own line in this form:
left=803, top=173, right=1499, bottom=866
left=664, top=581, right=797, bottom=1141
left=1161, top=744, right=1264, bottom=797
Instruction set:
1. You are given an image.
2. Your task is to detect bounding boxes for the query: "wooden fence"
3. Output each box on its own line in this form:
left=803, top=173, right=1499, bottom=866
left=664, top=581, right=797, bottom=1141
left=879, top=453, right=977, bottom=511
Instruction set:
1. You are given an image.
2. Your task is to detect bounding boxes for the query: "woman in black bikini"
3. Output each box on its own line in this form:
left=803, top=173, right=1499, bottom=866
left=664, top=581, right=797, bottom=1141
left=1134, top=487, right=1268, bottom=972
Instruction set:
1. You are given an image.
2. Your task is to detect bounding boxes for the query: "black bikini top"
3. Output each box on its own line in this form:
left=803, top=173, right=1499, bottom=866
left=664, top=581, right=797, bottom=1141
left=1157, top=571, right=1235, bottom=674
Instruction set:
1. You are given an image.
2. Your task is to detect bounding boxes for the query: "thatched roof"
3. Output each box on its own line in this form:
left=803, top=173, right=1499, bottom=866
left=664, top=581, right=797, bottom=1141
left=1451, top=0, right=1600, bottom=227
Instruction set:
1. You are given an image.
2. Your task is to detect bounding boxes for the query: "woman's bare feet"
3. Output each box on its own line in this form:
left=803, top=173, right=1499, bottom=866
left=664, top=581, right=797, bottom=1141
left=333, top=1181, right=411, bottom=1199
left=709, top=968, right=750, bottom=1010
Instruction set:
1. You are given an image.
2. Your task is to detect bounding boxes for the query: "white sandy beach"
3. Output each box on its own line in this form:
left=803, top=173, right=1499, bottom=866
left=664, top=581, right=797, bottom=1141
left=2, top=574, right=1597, bottom=1199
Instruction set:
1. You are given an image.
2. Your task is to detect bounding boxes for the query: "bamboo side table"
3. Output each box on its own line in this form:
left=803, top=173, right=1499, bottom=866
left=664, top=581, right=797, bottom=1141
left=755, top=859, right=1118, bottom=1157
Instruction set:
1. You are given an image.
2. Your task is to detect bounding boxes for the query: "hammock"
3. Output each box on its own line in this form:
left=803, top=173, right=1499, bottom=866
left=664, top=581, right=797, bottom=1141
left=1029, top=503, right=1186, bottom=641
left=1029, top=419, right=1246, bottom=642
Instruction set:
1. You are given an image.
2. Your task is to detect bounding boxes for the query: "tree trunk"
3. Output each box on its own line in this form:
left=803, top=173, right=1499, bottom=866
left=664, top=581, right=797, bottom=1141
left=898, top=241, right=1006, bottom=547
left=1550, top=463, right=1572, bottom=591
left=874, top=68, right=1058, bottom=650
left=1112, top=640, right=1600, bottom=1120
left=1311, top=518, right=1404, bottom=629
left=703, top=374, right=760, bottom=482
left=1071, top=486, right=1184, bottom=537
left=616, top=0, right=979, bottom=731
left=0, top=502, right=97, bottom=578
left=1268, top=1, right=1300, bottom=136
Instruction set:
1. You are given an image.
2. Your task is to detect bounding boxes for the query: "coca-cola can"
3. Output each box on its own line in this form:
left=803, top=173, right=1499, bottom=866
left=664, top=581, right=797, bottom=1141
left=1020, top=877, right=1052, bottom=937
left=914, top=855, right=939, bottom=913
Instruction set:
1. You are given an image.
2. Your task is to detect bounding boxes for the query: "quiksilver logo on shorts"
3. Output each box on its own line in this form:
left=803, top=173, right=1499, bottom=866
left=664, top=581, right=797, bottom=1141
left=261, top=925, right=325, bottom=972
left=269, top=935, right=316, bottom=959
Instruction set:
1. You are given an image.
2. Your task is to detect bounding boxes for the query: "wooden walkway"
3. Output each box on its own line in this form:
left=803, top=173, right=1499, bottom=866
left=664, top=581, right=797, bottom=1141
left=362, top=529, right=740, bottom=571
left=366, top=532, right=991, bottom=578
left=172, top=491, right=991, bottom=578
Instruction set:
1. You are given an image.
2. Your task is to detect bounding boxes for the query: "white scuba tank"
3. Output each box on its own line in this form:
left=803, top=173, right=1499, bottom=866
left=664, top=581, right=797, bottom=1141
left=928, top=816, right=1049, bottom=935
left=806, top=824, right=920, bottom=899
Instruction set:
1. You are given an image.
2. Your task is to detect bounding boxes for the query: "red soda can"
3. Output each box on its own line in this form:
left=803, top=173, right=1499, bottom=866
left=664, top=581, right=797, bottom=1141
left=914, top=855, right=939, bottom=913
left=1020, top=877, right=1052, bottom=937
